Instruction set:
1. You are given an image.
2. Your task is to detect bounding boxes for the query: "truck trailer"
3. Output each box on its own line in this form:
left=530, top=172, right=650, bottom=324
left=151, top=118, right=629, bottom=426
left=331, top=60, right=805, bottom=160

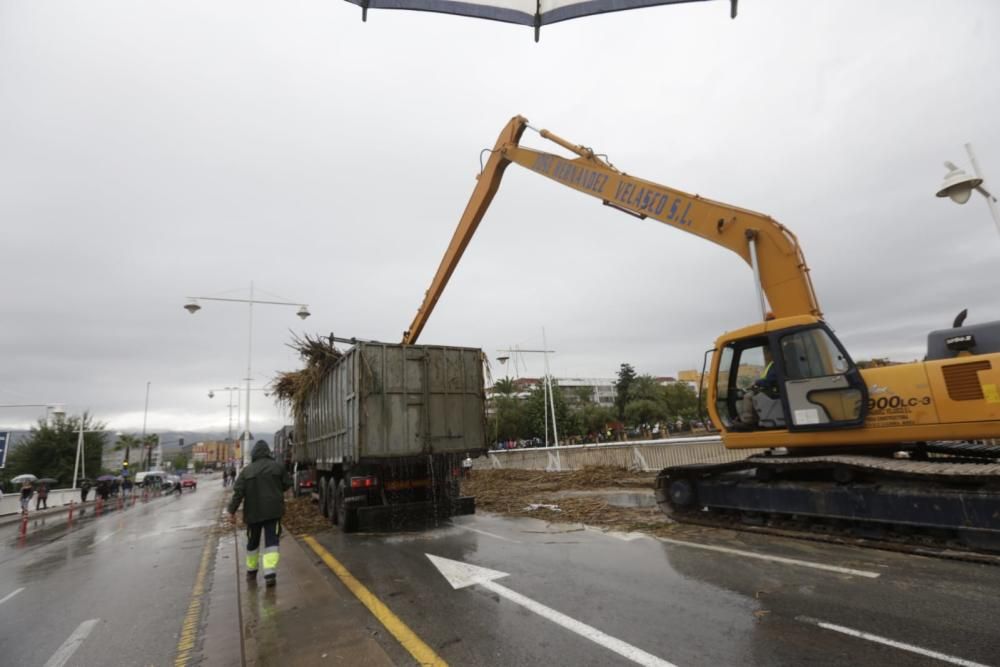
left=293, top=340, right=486, bottom=532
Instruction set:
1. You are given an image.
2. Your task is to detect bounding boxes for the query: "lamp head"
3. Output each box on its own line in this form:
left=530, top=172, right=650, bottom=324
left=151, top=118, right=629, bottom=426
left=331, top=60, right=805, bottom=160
left=184, top=300, right=201, bottom=314
left=297, top=305, right=311, bottom=320
left=497, top=356, right=510, bottom=365
left=208, top=390, right=215, bottom=399
left=936, top=163, right=983, bottom=205
left=49, top=404, right=66, bottom=419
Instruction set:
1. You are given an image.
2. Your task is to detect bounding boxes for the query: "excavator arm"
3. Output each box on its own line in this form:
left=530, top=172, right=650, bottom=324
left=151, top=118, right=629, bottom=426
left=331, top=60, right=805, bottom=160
left=403, top=115, right=821, bottom=344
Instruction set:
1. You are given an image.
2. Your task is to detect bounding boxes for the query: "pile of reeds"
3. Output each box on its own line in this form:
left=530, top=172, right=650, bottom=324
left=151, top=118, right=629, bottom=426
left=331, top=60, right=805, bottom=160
left=272, top=332, right=343, bottom=420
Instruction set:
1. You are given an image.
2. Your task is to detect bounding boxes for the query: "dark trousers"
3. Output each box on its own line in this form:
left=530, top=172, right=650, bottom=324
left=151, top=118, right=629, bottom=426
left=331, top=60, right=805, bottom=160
left=245, top=519, right=281, bottom=575
left=246, top=520, right=280, bottom=551
left=36, top=497, right=47, bottom=510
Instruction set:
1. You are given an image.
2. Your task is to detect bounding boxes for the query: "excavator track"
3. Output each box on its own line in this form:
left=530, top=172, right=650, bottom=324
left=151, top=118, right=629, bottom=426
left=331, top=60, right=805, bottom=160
left=655, top=452, right=1000, bottom=561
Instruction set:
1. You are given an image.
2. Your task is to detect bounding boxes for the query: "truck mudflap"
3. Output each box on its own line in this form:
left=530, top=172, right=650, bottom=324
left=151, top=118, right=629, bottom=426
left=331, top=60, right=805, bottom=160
left=355, top=496, right=476, bottom=531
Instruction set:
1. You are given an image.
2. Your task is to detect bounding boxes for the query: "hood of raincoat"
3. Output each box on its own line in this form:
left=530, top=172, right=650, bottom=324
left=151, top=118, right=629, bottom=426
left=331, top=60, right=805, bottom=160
left=251, top=440, right=272, bottom=461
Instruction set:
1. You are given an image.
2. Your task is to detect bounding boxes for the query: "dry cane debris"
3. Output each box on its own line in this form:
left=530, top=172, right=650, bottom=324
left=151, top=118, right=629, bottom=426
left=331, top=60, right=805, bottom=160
left=462, top=466, right=671, bottom=533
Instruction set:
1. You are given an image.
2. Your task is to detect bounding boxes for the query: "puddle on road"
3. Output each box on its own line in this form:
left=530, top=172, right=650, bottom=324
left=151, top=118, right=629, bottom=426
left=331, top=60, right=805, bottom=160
left=551, top=488, right=658, bottom=508
left=605, top=492, right=657, bottom=508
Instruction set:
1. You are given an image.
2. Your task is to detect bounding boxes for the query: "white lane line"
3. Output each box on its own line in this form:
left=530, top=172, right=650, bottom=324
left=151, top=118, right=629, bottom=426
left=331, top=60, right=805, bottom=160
left=798, top=616, right=991, bottom=667
left=482, top=578, right=675, bottom=667
left=0, top=587, right=25, bottom=605
left=656, top=536, right=880, bottom=578
left=93, top=528, right=122, bottom=545
left=42, top=618, right=100, bottom=667
left=454, top=525, right=522, bottom=543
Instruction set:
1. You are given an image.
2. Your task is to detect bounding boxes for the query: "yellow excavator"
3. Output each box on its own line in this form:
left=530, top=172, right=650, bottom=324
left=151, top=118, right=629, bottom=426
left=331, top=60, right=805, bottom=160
left=404, top=115, right=1000, bottom=553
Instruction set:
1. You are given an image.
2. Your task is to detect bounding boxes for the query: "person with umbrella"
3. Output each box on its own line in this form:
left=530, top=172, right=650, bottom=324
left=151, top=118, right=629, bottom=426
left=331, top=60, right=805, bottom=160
left=96, top=475, right=115, bottom=501
left=80, top=478, right=92, bottom=503
left=19, top=481, right=33, bottom=514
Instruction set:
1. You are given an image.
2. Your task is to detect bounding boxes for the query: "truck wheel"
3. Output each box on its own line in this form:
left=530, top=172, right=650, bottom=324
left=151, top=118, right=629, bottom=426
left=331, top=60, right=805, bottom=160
left=336, top=481, right=359, bottom=533
left=319, top=478, right=330, bottom=518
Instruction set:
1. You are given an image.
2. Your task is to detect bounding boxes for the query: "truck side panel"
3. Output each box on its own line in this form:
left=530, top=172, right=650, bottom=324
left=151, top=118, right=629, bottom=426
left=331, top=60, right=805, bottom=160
left=301, top=342, right=486, bottom=469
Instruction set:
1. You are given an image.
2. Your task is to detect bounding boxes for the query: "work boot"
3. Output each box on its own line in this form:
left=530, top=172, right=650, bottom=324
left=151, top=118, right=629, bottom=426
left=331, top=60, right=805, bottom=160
left=246, top=569, right=258, bottom=581
left=264, top=573, right=276, bottom=587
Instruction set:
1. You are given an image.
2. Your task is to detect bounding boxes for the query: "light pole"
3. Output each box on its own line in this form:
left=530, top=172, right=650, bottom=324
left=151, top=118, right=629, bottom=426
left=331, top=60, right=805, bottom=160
left=936, top=143, right=1000, bottom=236
left=185, top=282, right=310, bottom=466
left=496, top=343, right=559, bottom=447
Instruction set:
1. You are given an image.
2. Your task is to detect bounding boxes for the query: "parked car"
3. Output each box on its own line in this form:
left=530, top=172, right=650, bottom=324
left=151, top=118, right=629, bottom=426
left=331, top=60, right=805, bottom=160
left=180, top=475, right=197, bottom=489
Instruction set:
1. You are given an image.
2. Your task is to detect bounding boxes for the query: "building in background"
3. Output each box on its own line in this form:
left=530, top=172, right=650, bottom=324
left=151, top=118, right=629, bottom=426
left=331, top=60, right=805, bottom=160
left=191, top=440, right=239, bottom=468
left=556, top=378, right=617, bottom=406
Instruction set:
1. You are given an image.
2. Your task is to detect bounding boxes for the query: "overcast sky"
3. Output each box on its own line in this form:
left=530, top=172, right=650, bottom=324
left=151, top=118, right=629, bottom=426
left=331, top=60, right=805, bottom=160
left=2, top=0, right=998, bottom=436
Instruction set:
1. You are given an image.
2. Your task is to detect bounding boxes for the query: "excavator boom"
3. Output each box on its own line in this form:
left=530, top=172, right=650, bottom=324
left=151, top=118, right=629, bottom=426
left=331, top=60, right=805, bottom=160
left=403, top=115, right=820, bottom=344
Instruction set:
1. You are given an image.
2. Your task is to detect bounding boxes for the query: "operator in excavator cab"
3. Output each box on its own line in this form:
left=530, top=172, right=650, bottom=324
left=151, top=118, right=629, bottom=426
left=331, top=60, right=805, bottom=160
left=738, top=346, right=782, bottom=428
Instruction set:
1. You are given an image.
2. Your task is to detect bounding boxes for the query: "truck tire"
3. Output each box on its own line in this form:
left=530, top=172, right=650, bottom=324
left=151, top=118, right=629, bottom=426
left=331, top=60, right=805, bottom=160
left=336, top=480, right=359, bottom=533
left=319, top=478, right=330, bottom=518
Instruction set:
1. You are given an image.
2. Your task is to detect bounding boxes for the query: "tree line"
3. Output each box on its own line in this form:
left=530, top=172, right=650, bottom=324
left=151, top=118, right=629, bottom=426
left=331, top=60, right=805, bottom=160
left=0, top=413, right=164, bottom=490
left=490, top=363, right=705, bottom=445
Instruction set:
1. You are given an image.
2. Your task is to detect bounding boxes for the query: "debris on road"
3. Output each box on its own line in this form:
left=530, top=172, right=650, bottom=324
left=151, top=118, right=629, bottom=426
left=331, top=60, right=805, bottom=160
left=524, top=503, right=562, bottom=512
left=282, top=495, right=332, bottom=535
left=462, top=466, right=669, bottom=533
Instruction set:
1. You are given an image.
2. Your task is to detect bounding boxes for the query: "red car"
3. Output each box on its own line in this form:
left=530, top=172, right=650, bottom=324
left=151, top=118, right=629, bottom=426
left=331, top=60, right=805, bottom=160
left=180, top=476, right=197, bottom=489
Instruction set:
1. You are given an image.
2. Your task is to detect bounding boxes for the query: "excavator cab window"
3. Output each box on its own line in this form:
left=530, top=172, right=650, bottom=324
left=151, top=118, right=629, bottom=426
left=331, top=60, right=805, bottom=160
left=778, top=326, right=867, bottom=429
left=715, top=339, right=787, bottom=430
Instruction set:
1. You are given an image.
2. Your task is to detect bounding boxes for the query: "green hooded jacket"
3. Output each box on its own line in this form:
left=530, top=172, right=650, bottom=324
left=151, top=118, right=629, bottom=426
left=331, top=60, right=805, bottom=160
left=227, top=441, right=292, bottom=524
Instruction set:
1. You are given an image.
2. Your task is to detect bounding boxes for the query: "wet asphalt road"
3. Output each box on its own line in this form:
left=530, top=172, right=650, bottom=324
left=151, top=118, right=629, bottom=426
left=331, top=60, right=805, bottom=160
left=0, top=479, right=224, bottom=667
left=309, top=512, right=1000, bottom=667
left=2, top=479, right=999, bottom=667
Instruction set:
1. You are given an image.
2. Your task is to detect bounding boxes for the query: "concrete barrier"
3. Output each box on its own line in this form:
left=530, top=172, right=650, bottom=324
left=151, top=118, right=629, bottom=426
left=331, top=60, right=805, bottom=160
left=0, top=488, right=85, bottom=516
left=475, top=436, right=764, bottom=472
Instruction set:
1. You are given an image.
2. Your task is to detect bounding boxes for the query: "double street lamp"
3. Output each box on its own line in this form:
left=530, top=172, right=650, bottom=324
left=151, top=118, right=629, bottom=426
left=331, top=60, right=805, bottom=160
left=936, top=142, right=1000, bottom=236
left=185, top=282, right=311, bottom=466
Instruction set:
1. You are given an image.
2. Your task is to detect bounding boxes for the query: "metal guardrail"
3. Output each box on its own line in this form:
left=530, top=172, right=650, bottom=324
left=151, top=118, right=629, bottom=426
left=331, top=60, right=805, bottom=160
left=475, top=436, right=762, bottom=472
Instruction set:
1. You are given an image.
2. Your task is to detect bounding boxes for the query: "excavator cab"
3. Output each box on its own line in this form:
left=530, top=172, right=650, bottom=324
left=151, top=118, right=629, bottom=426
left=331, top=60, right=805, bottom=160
left=712, top=319, right=868, bottom=433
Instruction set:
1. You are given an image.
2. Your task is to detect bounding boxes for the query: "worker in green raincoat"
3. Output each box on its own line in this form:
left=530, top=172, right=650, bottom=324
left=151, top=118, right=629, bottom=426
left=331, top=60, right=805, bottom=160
left=227, top=441, right=292, bottom=586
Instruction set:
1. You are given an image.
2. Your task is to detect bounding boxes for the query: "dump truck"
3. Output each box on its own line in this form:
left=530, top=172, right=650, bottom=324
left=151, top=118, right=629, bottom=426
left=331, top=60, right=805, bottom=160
left=292, top=340, right=486, bottom=532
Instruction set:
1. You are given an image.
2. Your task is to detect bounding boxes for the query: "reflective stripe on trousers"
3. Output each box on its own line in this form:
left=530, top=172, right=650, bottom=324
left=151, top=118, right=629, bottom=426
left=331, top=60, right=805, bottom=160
left=262, top=546, right=280, bottom=576
left=246, top=549, right=260, bottom=572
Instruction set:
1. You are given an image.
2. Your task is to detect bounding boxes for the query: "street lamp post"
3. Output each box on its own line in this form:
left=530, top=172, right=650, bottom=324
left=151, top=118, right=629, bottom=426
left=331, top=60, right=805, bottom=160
left=185, top=282, right=310, bottom=466
left=496, top=343, right=559, bottom=447
left=936, top=142, right=1000, bottom=236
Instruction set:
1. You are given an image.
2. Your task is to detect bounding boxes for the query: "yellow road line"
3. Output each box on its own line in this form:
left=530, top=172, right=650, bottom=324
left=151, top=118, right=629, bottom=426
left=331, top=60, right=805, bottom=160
left=302, top=534, right=448, bottom=667
left=174, top=532, right=216, bottom=667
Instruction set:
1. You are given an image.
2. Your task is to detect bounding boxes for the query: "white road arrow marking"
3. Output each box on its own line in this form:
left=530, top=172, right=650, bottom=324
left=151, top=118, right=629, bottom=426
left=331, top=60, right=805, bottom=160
left=426, top=554, right=677, bottom=667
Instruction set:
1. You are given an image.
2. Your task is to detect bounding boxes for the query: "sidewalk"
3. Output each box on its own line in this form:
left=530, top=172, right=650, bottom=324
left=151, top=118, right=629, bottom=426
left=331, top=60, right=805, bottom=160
left=229, top=529, right=397, bottom=666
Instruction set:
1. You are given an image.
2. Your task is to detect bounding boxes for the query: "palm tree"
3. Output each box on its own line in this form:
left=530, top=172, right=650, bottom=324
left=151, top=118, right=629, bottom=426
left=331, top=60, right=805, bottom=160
left=142, top=434, right=159, bottom=470
left=493, top=377, right=516, bottom=396
left=114, top=434, right=140, bottom=462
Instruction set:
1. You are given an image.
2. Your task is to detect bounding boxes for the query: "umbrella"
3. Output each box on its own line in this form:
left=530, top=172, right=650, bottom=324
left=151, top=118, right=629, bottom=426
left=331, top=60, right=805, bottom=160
left=36, top=478, right=58, bottom=485
left=11, top=474, right=37, bottom=484
left=344, top=0, right=736, bottom=41
left=96, top=474, right=117, bottom=482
